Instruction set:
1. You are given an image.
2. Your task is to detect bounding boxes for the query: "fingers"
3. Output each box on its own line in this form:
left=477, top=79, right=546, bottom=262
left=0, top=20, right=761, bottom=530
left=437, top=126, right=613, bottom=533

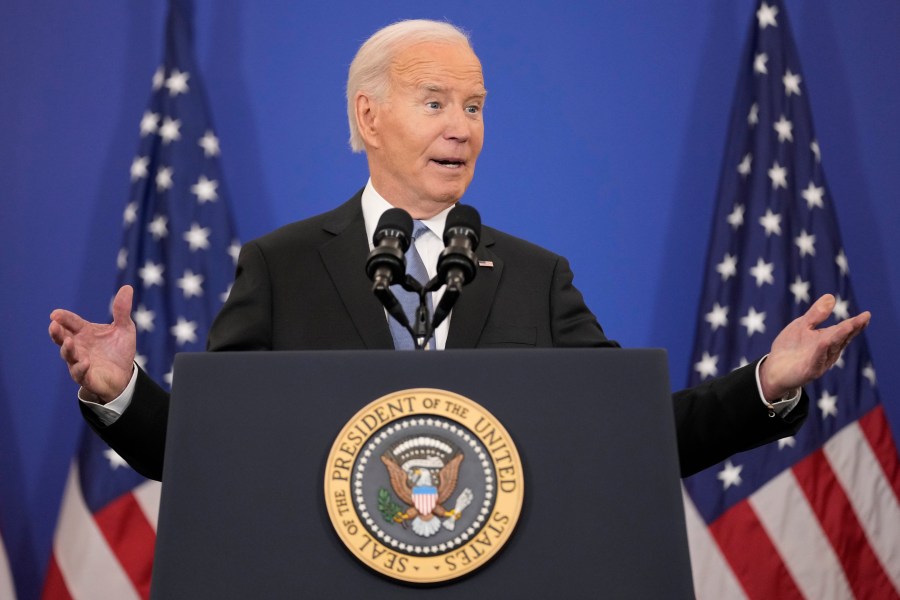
left=827, top=310, right=871, bottom=344
left=111, top=285, right=134, bottom=328
left=48, top=320, right=65, bottom=346
left=49, top=308, right=88, bottom=334
left=59, top=337, right=87, bottom=383
left=800, top=294, right=836, bottom=329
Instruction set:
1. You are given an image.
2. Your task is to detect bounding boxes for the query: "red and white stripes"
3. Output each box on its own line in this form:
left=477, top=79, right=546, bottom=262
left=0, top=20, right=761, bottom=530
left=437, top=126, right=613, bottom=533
left=42, top=463, right=159, bottom=600
left=686, top=407, right=900, bottom=600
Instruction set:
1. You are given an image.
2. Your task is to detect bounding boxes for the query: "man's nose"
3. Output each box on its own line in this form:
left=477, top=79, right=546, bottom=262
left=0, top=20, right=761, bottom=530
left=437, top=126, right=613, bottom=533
left=442, top=108, right=471, bottom=142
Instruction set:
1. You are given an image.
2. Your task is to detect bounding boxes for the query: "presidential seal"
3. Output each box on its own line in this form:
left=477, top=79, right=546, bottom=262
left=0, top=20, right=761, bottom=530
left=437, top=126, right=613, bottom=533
left=324, top=388, right=524, bottom=584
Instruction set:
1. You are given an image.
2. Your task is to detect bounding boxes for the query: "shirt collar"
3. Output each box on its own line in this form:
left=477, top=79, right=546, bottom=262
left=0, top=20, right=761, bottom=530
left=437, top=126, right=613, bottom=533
left=361, top=179, right=453, bottom=250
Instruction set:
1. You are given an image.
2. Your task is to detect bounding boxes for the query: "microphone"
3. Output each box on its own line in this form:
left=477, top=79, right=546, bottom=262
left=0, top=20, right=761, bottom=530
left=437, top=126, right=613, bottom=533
left=366, top=208, right=413, bottom=329
left=366, top=208, right=413, bottom=289
left=432, top=204, right=481, bottom=329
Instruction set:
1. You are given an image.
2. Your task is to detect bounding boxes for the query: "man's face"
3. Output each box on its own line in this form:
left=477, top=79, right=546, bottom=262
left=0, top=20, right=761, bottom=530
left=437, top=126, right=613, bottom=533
left=363, top=41, right=486, bottom=217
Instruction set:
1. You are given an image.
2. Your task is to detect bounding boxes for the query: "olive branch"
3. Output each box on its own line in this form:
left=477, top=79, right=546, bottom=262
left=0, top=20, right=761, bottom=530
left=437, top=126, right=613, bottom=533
left=377, top=487, right=405, bottom=524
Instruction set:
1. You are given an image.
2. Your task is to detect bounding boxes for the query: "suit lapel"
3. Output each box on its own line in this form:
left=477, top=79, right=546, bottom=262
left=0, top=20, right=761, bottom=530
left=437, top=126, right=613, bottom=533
left=318, top=194, right=394, bottom=349
left=446, top=228, right=502, bottom=348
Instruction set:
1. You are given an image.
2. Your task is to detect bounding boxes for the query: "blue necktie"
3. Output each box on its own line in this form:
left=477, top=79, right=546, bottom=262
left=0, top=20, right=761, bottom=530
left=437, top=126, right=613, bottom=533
left=389, top=221, right=435, bottom=350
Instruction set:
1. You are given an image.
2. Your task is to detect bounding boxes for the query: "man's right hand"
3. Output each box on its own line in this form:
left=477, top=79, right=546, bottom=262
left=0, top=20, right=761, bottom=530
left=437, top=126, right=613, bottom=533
left=49, top=285, right=137, bottom=404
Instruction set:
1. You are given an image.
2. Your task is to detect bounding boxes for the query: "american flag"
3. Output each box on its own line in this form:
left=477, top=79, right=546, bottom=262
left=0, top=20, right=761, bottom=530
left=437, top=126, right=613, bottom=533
left=43, top=1, right=239, bottom=598
left=682, top=2, right=900, bottom=598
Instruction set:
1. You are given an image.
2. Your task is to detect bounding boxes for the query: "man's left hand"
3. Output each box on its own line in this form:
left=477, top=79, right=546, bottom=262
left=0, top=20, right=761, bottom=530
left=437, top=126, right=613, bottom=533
left=760, top=293, right=871, bottom=401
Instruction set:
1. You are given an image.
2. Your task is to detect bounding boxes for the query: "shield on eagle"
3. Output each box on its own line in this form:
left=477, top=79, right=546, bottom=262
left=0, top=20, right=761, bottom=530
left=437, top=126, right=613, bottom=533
left=412, top=485, right=438, bottom=515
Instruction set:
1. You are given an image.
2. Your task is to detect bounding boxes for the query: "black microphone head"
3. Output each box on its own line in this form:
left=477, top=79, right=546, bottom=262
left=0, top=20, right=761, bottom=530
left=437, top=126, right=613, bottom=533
left=444, top=204, right=481, bottom=249
left=373, top=208, right=413, bottom=251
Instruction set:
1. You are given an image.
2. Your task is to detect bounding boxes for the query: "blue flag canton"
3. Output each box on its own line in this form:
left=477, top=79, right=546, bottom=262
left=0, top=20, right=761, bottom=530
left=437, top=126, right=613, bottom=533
left=80, top=7, right=240, bottom=511
left=116, top=26, right=239, bottom=390
left=685, top=1, right=879, bottom=523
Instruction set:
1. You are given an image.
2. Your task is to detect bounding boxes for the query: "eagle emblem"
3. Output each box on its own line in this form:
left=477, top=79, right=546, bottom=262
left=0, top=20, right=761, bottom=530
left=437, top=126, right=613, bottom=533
left=379, top=435, right=474, bottom=538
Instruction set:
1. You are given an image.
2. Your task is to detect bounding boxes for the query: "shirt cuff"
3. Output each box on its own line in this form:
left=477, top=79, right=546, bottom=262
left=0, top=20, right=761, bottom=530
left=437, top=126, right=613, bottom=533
left=78, top=364, right=138, bottom=426
left=755, top=355, right=801, bottom=418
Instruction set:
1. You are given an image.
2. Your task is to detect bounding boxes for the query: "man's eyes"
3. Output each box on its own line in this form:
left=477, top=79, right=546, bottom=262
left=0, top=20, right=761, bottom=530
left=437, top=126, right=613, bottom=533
left=424, top=101, right=481, bottom=114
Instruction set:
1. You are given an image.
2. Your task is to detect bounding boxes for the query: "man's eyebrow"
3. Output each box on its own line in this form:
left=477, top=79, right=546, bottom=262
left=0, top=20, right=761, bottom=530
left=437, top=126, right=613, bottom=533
left=419, top=83, right=488, bottom=98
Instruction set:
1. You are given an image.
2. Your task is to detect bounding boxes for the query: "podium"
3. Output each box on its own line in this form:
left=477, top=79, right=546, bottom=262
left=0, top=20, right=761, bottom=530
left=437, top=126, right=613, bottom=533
left=151, top=349, right=694, bottom=599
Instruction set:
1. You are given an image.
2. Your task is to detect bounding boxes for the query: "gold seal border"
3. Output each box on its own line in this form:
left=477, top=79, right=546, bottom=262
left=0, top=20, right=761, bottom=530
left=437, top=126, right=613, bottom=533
left=324, top=388, right=524, bottom=584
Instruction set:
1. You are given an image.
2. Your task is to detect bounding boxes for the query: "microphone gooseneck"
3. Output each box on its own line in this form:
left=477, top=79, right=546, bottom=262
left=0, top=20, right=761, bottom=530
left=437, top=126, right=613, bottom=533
left=366, top=208, right=414, bottom=330
left=432, top=204, right=481, bottom=330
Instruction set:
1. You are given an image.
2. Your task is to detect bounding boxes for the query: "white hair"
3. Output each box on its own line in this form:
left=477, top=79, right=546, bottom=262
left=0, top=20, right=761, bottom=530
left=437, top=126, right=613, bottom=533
left=346, top=19, right=472, bottom=153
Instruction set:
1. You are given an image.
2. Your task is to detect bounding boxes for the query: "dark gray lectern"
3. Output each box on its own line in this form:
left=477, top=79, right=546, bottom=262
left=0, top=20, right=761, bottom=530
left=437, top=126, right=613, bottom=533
left=151, top=349, right=694, bottom=599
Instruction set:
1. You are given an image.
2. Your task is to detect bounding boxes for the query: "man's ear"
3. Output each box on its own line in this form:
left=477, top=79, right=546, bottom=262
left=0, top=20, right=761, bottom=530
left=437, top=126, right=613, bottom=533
left=355, top=92, right=381, bottom=149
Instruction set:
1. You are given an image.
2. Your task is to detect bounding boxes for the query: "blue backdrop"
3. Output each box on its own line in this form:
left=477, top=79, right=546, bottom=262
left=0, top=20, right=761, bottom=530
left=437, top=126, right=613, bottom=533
left=2, top=0, right=898, bottom=592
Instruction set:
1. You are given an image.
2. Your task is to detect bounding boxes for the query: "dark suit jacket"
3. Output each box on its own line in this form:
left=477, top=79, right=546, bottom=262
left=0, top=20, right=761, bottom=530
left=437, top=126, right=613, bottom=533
left=83, top=191, right=807, bottom=480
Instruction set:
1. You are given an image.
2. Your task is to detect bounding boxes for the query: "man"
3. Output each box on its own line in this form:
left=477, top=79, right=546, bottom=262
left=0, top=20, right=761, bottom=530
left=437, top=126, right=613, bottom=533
left=49, top=20, right=869, bottom=482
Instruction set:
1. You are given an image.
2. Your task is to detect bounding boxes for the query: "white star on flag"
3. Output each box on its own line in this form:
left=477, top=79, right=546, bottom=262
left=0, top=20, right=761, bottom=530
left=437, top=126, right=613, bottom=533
left=777, top=436, right=796, bottom=450
left=740, top=306, right=766, bottom=336
left=754, top=53, right=768, bottom=74
left=835, top=349, right=846, bottom=369
left=130, top=156, right=149, bottom=181
left=767, top=161, right=788, bottom=189
left=156, top=166, right=174, bottom=191
left=783, top=69, right=802, bottom=96
left=176, top=269, right=204, bottom=298
left=132, top=304, right=156, bottom=332
left=152, top=66, right=165, bottom=90
left=139, top=111, right=159, bottom=136
left=749, top=257, right=775, bottom=287
left=794, top=230, right=816, bottom=257
left=103, top=449, right=129, bottom=470
left=789, top=275, right=810, bottom=304
left=810, top=139, right=821, bottom=162
left=727, top=204, right=745, bottom=229
left=123, top=202, right=138, bottom=226
left=159, top=116, right=182, bottom=144
left=191, top=175, right=219, bottom=203
left=165, top=68, right=190, bottom=96
left=198, top=130, right=220, bottom=157
left=773, top=115, right=793, bottom=142
left=170, top=317, right=199, bottom=346
left=705, top=303, right=729, bottom=331
left=183, top=223, right=211, bottom=251
left=148, top=214, right=168, bottom=240
left=758, top=209, right=782, bottom=236
left=717, top=460, right=744, bottom=489
left=694, top=351, right=719, bottom=380
left=817, top=391, right=838, bottom=418
left=748, top=103, right=759, bottom=126
left=756, top=3, right=778, bottom=28
left=716, top=253, right=738, bottom=281
left=737, top=154, right=752, bottom=177
left=117, top=248, right=128, bottom=270
left=134, top=353, right=148, bottom=371
left=801, top=181, right=825, bottom=209
left=862, top=364, right=877, bottom=386
left=138, top=260, right=164, bottom=288
left=220, top=283, right=233, bottom=303
left=835, top=249, right=849, bottom=275
left=832, top=295, right=850, bottom=321
left=228, top=240, right=242, bottom=265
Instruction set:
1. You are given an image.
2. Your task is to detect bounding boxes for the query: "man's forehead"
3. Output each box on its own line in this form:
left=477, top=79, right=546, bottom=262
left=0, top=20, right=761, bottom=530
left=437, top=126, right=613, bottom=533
left=390, top=42, right=485, bottom=92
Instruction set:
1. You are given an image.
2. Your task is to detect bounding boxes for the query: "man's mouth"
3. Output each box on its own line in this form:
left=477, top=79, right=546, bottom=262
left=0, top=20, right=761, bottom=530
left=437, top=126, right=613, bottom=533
left=431, top=158, right=465, bottom=169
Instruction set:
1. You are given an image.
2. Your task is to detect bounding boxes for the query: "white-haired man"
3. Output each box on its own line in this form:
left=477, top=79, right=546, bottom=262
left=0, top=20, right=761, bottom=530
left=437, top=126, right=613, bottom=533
left=50, top=20, right=870, bottom=481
